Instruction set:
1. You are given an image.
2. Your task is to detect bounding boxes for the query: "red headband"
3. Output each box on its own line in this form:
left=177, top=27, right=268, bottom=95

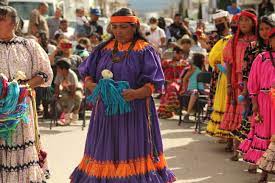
left=239, top=11, right=257, bottom=25
left=110, top=16, right=140, bottom=24
left=231, top=13, right=240, bottom=22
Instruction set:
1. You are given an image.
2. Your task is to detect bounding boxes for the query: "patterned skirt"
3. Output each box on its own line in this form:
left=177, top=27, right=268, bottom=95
left=0, top=97, right=49, bottom=183
left=258, top=142, right=275, bottom=174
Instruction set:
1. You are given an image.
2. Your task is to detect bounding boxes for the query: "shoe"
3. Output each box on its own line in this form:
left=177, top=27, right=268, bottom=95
left=71, top=113, right=79, bottom=124
left=57, top=113, right=71, bottom=126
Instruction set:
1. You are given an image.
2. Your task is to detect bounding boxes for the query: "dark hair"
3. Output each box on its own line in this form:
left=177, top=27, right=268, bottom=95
left=158, top=17, right=166, bottom=30
left=97, top=8, right=147, bottom=50
left=36, top=30, right=49, bottom=53
left=258, top=16, right=275, bottom=48
left=78, top=37, right=91, bottom=46
left=149, top=17, right=158, bottom=24
left=56, top=59, right=71, bottom=70
left=88, top=32, right=102, bottom=41
left=174, top=13, right=181, bottom=17
left=174, top=46, right=183, bottom=53
left=60, top=19, right=68, bottom=24
left=192, top=53, right=205, bottom=70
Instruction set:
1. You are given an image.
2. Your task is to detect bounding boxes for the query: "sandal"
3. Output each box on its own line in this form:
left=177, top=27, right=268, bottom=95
left=258, top=172, right=268, bottom=183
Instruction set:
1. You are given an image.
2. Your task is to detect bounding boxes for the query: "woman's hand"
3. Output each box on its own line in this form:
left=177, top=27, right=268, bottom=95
left=252, top=102, right=259, bottom=114
left=85, top=81, right=97, bottom=92
left=122, top=89, right=138, bottom=102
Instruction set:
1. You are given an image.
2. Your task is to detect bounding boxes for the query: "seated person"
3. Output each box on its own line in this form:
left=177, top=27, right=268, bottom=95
left=54, top=58, right=83, bottom=125
left=180, top=53, right=206, bottom=121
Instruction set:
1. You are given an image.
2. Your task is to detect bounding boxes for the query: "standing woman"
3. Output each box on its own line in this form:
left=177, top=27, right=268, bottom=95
left=0, top=6, right=53, bottom=182
left=238, top=19, right=274, bottom=177
left=244, top=27, right=275, bottom=183
left=219, top=9, right=258, bottom=160
left=70, top=8, right=176, bottom=183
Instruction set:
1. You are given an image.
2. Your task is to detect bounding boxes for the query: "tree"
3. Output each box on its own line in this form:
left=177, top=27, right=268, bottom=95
left=198, top=1, right=202, bottom=19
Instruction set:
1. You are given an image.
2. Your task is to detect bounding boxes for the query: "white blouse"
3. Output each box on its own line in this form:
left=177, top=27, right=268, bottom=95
left=0, top=36, right=53, bottom=87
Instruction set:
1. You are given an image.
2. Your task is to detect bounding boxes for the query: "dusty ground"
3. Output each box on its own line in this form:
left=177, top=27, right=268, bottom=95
left=39, top=114, right=275, bottom=183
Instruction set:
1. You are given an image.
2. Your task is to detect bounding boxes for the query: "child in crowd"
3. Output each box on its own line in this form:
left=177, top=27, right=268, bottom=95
left=54, top=58, right=83, bottom=126
left=75, top=8, right=90, bottom=38
left=181, top=52, right=206, bottom=122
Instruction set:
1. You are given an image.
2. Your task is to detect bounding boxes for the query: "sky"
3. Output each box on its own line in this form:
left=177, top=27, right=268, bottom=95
left=129, top=0, right=180, bottom=14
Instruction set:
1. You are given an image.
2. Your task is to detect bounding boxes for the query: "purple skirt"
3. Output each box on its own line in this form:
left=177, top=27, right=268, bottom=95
left=70, top=97, right=176, bottom=183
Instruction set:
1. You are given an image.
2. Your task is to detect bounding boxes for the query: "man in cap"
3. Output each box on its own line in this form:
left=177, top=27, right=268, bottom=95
left=88, top=8, right=103, bottom=36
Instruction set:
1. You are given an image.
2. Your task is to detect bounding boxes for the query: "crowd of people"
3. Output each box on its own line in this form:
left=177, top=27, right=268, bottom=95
left=154, top=2, right=275, bottom=183
left=0, top=0, right=275, bottom=182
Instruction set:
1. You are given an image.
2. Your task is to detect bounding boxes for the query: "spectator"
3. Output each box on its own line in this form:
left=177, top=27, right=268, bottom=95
left=54, top=19, right=74, bottom=40
left=190, top=34, right=207, bottom=56
left=49, top=38, right=82, bottom=77
left=227, top=0, right=241, bottom=15
left=169, top=13, right=191, bottom=40
left=258, top=0, right=274, bottom=17
left=35, top=30, right=56, bottom=55
left=47, top=7, right=62, bottom=41
left=158, top=17, right=171, bottom=41
left=181, top=53, right=206, bottom=122
left=28, top=2, right=49, bottom=38
left=88, top=8, right=103, bottom=36
left=145, top=17, right=166, bottom=51
left=74, top=37, right=91, bottom=60
left=54, top=58, right=83, bottom=126
left=75, top=8, right=90, bottom=38
left=178, top=34, right=193, bottom=60
left=183, top=17, right=194, bottom=33
left=88, top=32, right=102, bottom=50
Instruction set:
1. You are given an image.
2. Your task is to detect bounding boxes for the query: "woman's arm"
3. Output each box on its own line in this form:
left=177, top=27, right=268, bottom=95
left=182, top=66, right=195, bottom=84
left=27, top=76, right=44, bottom=89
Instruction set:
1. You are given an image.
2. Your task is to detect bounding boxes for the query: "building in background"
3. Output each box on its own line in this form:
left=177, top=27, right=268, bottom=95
left=95, top=0, right=128, bottom=17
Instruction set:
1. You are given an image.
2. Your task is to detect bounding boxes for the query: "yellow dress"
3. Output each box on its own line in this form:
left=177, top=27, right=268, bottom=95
left=206, top=35, right=232, bottom=138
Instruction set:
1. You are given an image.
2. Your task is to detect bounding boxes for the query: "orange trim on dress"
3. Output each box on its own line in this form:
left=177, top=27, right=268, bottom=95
left=77, top=154, right=167, bottom=178
left=104, top=40, right=149, bottom=52
left=110, top=16, right=140, bottom=24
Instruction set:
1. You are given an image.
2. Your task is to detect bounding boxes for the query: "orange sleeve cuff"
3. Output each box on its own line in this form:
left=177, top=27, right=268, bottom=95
left=144, top=83, right=155, bottom=94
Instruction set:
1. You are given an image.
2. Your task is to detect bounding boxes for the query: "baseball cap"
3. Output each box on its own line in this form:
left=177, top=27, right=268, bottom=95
left=90, top=8, right=101, bottom=16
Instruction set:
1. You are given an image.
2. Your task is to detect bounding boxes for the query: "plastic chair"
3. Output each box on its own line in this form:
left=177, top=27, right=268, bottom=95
left=194, top=72, right=212, bottom=133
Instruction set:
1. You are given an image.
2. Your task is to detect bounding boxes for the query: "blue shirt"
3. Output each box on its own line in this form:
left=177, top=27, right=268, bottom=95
left=187, top=66, right=204, bottom=91
left=227, top=5, right=241, bottom=15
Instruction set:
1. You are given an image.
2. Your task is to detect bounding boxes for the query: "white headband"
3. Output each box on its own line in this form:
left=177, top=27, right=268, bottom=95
left=212, top=11, right=229, bottom=20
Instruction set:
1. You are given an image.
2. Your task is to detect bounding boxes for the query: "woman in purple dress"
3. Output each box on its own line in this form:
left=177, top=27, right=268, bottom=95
left=70, top=8, right=176, bottom=183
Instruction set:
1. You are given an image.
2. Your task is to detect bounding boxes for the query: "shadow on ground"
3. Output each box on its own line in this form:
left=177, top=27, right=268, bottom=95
left=159, top=118, right=275, bottom=183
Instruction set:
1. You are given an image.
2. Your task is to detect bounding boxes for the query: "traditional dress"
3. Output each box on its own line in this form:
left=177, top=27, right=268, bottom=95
left=239, top=51, right=275, bottom=164
left=219, top=35, right=257, bottom=132
left=70, top=39, right=176, bottom=183
left=0, top=37, right=53, bottom=182
left=206, top=35, right=232, bottom=138
left=158, top=59, right=187, bottom=119
left=231, top=42, right=267, bottom=141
